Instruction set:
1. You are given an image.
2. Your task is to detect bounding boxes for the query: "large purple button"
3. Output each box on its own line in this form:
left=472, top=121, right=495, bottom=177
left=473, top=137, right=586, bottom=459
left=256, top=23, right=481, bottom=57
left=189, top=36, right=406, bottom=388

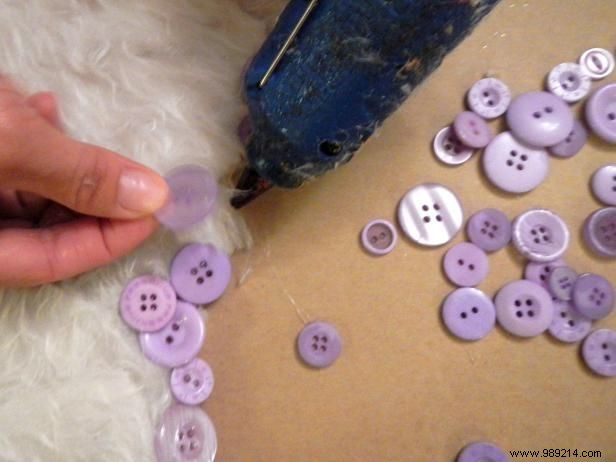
left=155, top=165, right=219, bottom=231
left=432, top=126, right=475, bottom=166
left=155, top=404, right=217, bottom=462
left=453, top=111, right=493, bottom=149
left=140, top=301, right=205, bottom=368
left=361, top=219, right=397, bottom=256
left=524, top=259, right=566, bottom=290
left=571, top=273, right=614, bottom=320
left=466, top=208, right=511, bottom=252
left=170, top=243, right=232, bottom=305
left=170, top=358, right=214, bottom=406
left=457, top=442, right=509, bottom=462
left=512, top=209, right=569, bottom=262
left=495, top=280, right=554, bottom=337
left=467, top=77, right=511, bottom=119
left=441, top=288, right=496, bottom=341
left=119, top=275, right=177, bottom=333
left=547, top=266, right=577, bottom=301
left=483, top=132, right=549, bottom=194
left=585, top=82, right=616, bottom=144
left=582, top=329, right=616, bottom=377
left=442, top=242, right=489, bottom=287
left=548, top=298, right=592, bottom=343
left=546, top=63, right=591, bottom=103
left=548, top=119, right=588, bottom=158
left=583, top=207, right=616, bottom=258
left=506, top=91, right=574, bottom=147
left=591, top=165, right=616, bottom=206
left=297, top=321, right=342, bottom=369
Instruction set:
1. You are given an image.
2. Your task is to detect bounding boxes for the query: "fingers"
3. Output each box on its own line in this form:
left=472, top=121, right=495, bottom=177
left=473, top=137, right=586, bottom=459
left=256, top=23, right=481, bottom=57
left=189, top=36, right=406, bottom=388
left=26, top=92, right=62, bottom=130
left=0, top=216, right=158, bottom=287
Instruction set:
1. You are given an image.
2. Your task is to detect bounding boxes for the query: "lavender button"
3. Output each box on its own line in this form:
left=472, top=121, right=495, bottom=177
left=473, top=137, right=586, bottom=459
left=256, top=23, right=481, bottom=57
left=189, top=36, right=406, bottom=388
left=546, top=63, right=591, bottom=103
left=441, top=288, right=496, bottom=341
left=571, top=273, right=614, bottom=320
left=583, top=208, right=616, bottom=258
left=466, top=208, right=511, bottom=252
left=582, top=329, right=616, bottom=377
left=119, top=275, right=177, bottom=333
left=453, top=111, right=493, bottom=148
left=548, top=299, right=592, bottom=343
left=591, top=165, right=616, bottom=206
left=433, top=126, right=475, bottom=166
left=467, top=77, right=511, bottom=119
left=171, top=358, right=214, bottom=406
left=442, top=242, right=489, bottom=287
left=495, top=280, right=554, bottom=337
left=524, top=259, right=566, bottom=290
left=361, top=219, right=397, bottom=255
left=457, top=442, right=509, bottom=462
left=512, top=209, right=569, bottom=262
left=585, top=83, right=616, bottom=144
left=297, top=321, right=342, bottom=369
left=547, top=266, right=577, bottom=301
left=548, top=120, right=588, bottom=158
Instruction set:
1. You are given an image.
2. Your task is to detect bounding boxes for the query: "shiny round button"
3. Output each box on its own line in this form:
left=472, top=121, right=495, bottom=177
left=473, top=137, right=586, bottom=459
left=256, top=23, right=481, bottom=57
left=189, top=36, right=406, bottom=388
left=361, top=219, right=397, bottom=255
left=512, top=209, right=570, bottom=262
left=546, top=62, right=591, bottom=103
left=170, top=243, right=232, bottom=305
left=119, top=275, right=177, bottom=333
left=155, top=404, right=217, bottom=462
left=457, top=442, right=509, bottom=462
left=483, top=132, right=549, bottom=194
left=442, top=243, right=489, bottom=287
left=524, top=259, right=566, bottom=290
left=571, top=273, right=614, bottom=320
left=548, top=299, right=592, bottom=343
left=441, top=288, right=496, bottom=341
left=140, top=301, right=205, bottom=368
left=453, top=111, right=493, bottom=149
left=583, top=207, right=616, bottom=258
left=591, top=165, right=616, bottom=205
left=579, top=48, right=615, bottom=80
left=397, top=183, right=463, bottom=247
left=433, top=126, right=475, bottom=166
left=506, top=91, right=574, bottom=147
left=297, top=321, right=342, bottom=369
left=467, top=77, right=511, bottom=119
left=582, top=329, right=616, bottom=377
left=171, top=358, right=214, bottom=406
left=547, top=266, right=577, bottom=301
left=585, top=83, right=616, bottom=144
left=466, top=208, right=511, bottom=252
left=495, top=279, right=554, bottom=337
left=548, top=119, right=588, bottom=158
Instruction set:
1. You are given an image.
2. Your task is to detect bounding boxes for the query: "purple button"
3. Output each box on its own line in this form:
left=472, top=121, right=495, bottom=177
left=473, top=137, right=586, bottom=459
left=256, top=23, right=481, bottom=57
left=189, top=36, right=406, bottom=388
left=297, top=321, right=342, bottom=369
left=582, top=329, right=616, bottom=377
left=361, top=219, right=397, bottom=255
left=441, top=288, right=496, bottom=341
left=483, top=131, right=549, bottom=194
left=466, top=208, right=511, bottom=252
left=432, top=126, right=475, bottom=166
left=546, top=63, right=591, bottom=103
left=457, top=442, right=508, bottom=462
left=583, top=207, right=616, bottom=258
left=585, top=82, right=616, bottom=144
left=467, top=77, right=511, bottom=119
left=170, top=243, right=232, bottom=305
left=506, top=91, right=574, bottom=147
left=547, top=266, right=577, bottom=301
left=524, top=259, right=566, bottom=289
left=171, top=358, right=214, bottom=406
left=548, top=298, right=592, bottom=343
left=453, top=111, right=493, bottom=148
left=548, top=119, right=588, bottom=158
left=512, top=209, right=569, bottom=262
left=155, top=165, right=219, bottom=231
left=442, top=242, right=489, bottom=287
left=495, top=280, right=554, bottom=337
left=155, top=404, right=217, bottom=462
left=140, top=301, right=205, bottom=368
left=119, top=275, right=177, bottom=333
left=591, top=164, right=616, bottom=205
left=571, top=273, right=614, bottom=320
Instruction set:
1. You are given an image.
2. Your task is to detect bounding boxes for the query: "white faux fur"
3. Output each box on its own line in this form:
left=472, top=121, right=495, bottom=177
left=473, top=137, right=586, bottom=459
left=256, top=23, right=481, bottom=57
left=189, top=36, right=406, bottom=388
left=0, top=1, right=275, bottom=460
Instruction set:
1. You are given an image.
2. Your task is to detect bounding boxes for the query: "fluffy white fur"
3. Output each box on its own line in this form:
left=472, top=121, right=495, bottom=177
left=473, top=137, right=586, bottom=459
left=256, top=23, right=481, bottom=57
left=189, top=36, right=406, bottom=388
left=0, top=1, right=279, bottom=460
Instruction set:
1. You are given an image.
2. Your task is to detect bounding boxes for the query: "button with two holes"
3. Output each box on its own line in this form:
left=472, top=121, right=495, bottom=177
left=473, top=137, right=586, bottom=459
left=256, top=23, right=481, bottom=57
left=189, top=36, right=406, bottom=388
left=524, top=259, right=566, bottom=290
left=591, top=165, right=616, bottom=206
left=441, top=288, right=496, bottom=341
left=453, top=111, right=493, bottom=148
left=548, top=298, right=592, bottom=343
left=547, top=62, right=591, bottom=103
left=442, top=242, right=489, bottom=287
left=170, top=358, right=214, bottom=406
left=467, top=77, right=511, bottom=119
left=361, top=219, right=397, bottom=255
left=582, top=329, right=616, bottom=377
left=433, top=126, right=475, bottom=166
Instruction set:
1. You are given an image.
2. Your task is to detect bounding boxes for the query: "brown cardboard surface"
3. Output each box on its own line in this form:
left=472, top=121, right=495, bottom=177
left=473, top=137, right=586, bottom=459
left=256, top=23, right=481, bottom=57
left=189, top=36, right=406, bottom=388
left=204, top=2, right=616, bottom=461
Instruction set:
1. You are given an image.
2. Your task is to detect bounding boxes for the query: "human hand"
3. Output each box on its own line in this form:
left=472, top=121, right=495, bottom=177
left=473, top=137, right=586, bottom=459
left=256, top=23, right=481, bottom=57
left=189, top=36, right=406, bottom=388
left=0, top=76, right=169, bottom=287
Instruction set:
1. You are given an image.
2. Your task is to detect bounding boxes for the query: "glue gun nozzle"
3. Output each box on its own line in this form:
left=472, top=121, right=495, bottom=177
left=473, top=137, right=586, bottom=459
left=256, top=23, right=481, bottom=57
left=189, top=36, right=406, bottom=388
left=231, top=167, right=273, bottom=209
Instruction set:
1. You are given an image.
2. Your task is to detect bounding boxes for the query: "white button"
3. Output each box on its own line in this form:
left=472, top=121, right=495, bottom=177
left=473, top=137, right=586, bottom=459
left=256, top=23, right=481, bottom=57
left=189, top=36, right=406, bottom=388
left=547, top=63, right=591, bottom=103
left=467, top=77, right=511, bottom=119
left=579, top=48, right=614, bottom=80
left=432, top=126, right=475, bottom=166
left=397, top=183, right=463, bottom=247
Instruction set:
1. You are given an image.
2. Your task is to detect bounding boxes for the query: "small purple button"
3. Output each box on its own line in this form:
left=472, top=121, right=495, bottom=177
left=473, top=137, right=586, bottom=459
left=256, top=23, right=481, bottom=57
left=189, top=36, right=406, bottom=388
left=297, top=321, right=342, bottom=369
left=432, top=126, right=475, bottom=166
left=524, top=259, right=566, bottom=290
left=547, top=266, right=577, bottom=301
left=512, top=209, right=569, bottom=262
left=171, top=358, right=214, bottom=406
left=548, top=120, right=588, bottom=158
left=495, top=279, right=554, bottom=337
left=453, top=111, right=493, bottom=149
left=140, top=301, right=205, bottom=368
left=467, top=77, right=511, bottom=119
left=170, top=243, right=232, bottom=305
left=441, top=288, right=496, bottom=341
left=119, top=275, right=177, bottom=333
left=548, top=298, right=592, bottom=343
left=442, top=242, right=489, bottom=287
left=582, top=329, right=616, bottom=377
left=546, top=62, right=591, bottom=103
left=585, top=82, right=616, bottom=144
left=361, top=219, right=397, bottom=255
left=457, top=442, right=509, bottom=462
left=583, top=208, right=616, bottom=258
left=466, top=208, right=511, bottom=252
left=571, top=273, right=614, bottom=320
left=591, top=165, right=616, bottom=206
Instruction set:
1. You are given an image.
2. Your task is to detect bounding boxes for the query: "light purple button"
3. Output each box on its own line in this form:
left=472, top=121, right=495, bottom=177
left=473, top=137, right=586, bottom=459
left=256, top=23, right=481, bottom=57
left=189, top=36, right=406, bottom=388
left=546, top=63, right=591, bottom=103
left=170, top=243, right=232, bottom=305
left=155, top=404, right=217, bottom=462
left=524, top=259, right=566, bottom=290
left=171, top=358, right=214, bottom=406
left=582, top=329, right=616, bottom=377
left=548, top=119, right=588, bottom=158
left=583, top=207, right=616, bottom=258
left=453, top=111, right=493, bottom=148
left=466, top=208, right=511, bottom=252
left=512, top=209, right=570, bottom=262
left=548, top=298, right=592, bottom=343
left=441, top=288, right=496, bottom=341
left=442, top=242, right=489, bottom=287
left=119, top=275, right=177, bottom=333
left=591, top=165, right=616, bottom=205
left=433, top=126, right=475, bottom=166
left=585, top=83, right=616, bottom=144
left=361, top=219, right=397, bottom=255
left=297, top=321, right=342, bottom=369
left=140, top=301, right=205, bottom=368
left=506, top=91, right=574, bottom=147
left=495, top=280, right=554, bottom=337
left=547, top=266, right=577, bottom=301
left=571, top=273, right=614, bottom=320
left=155, top=165, right=219, bottom=231
left=483, top=131, right=549, bottom=194
left=579, top=48, right=614, bottom=80
left=457, top=442, right=509, bottom=462
left=467, top=77, right=511, bottom=119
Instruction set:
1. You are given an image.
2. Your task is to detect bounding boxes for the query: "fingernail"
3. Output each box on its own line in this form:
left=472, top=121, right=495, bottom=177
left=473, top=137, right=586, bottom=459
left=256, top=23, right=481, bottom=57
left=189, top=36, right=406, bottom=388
left=118, top=169, right=169, bottom=216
